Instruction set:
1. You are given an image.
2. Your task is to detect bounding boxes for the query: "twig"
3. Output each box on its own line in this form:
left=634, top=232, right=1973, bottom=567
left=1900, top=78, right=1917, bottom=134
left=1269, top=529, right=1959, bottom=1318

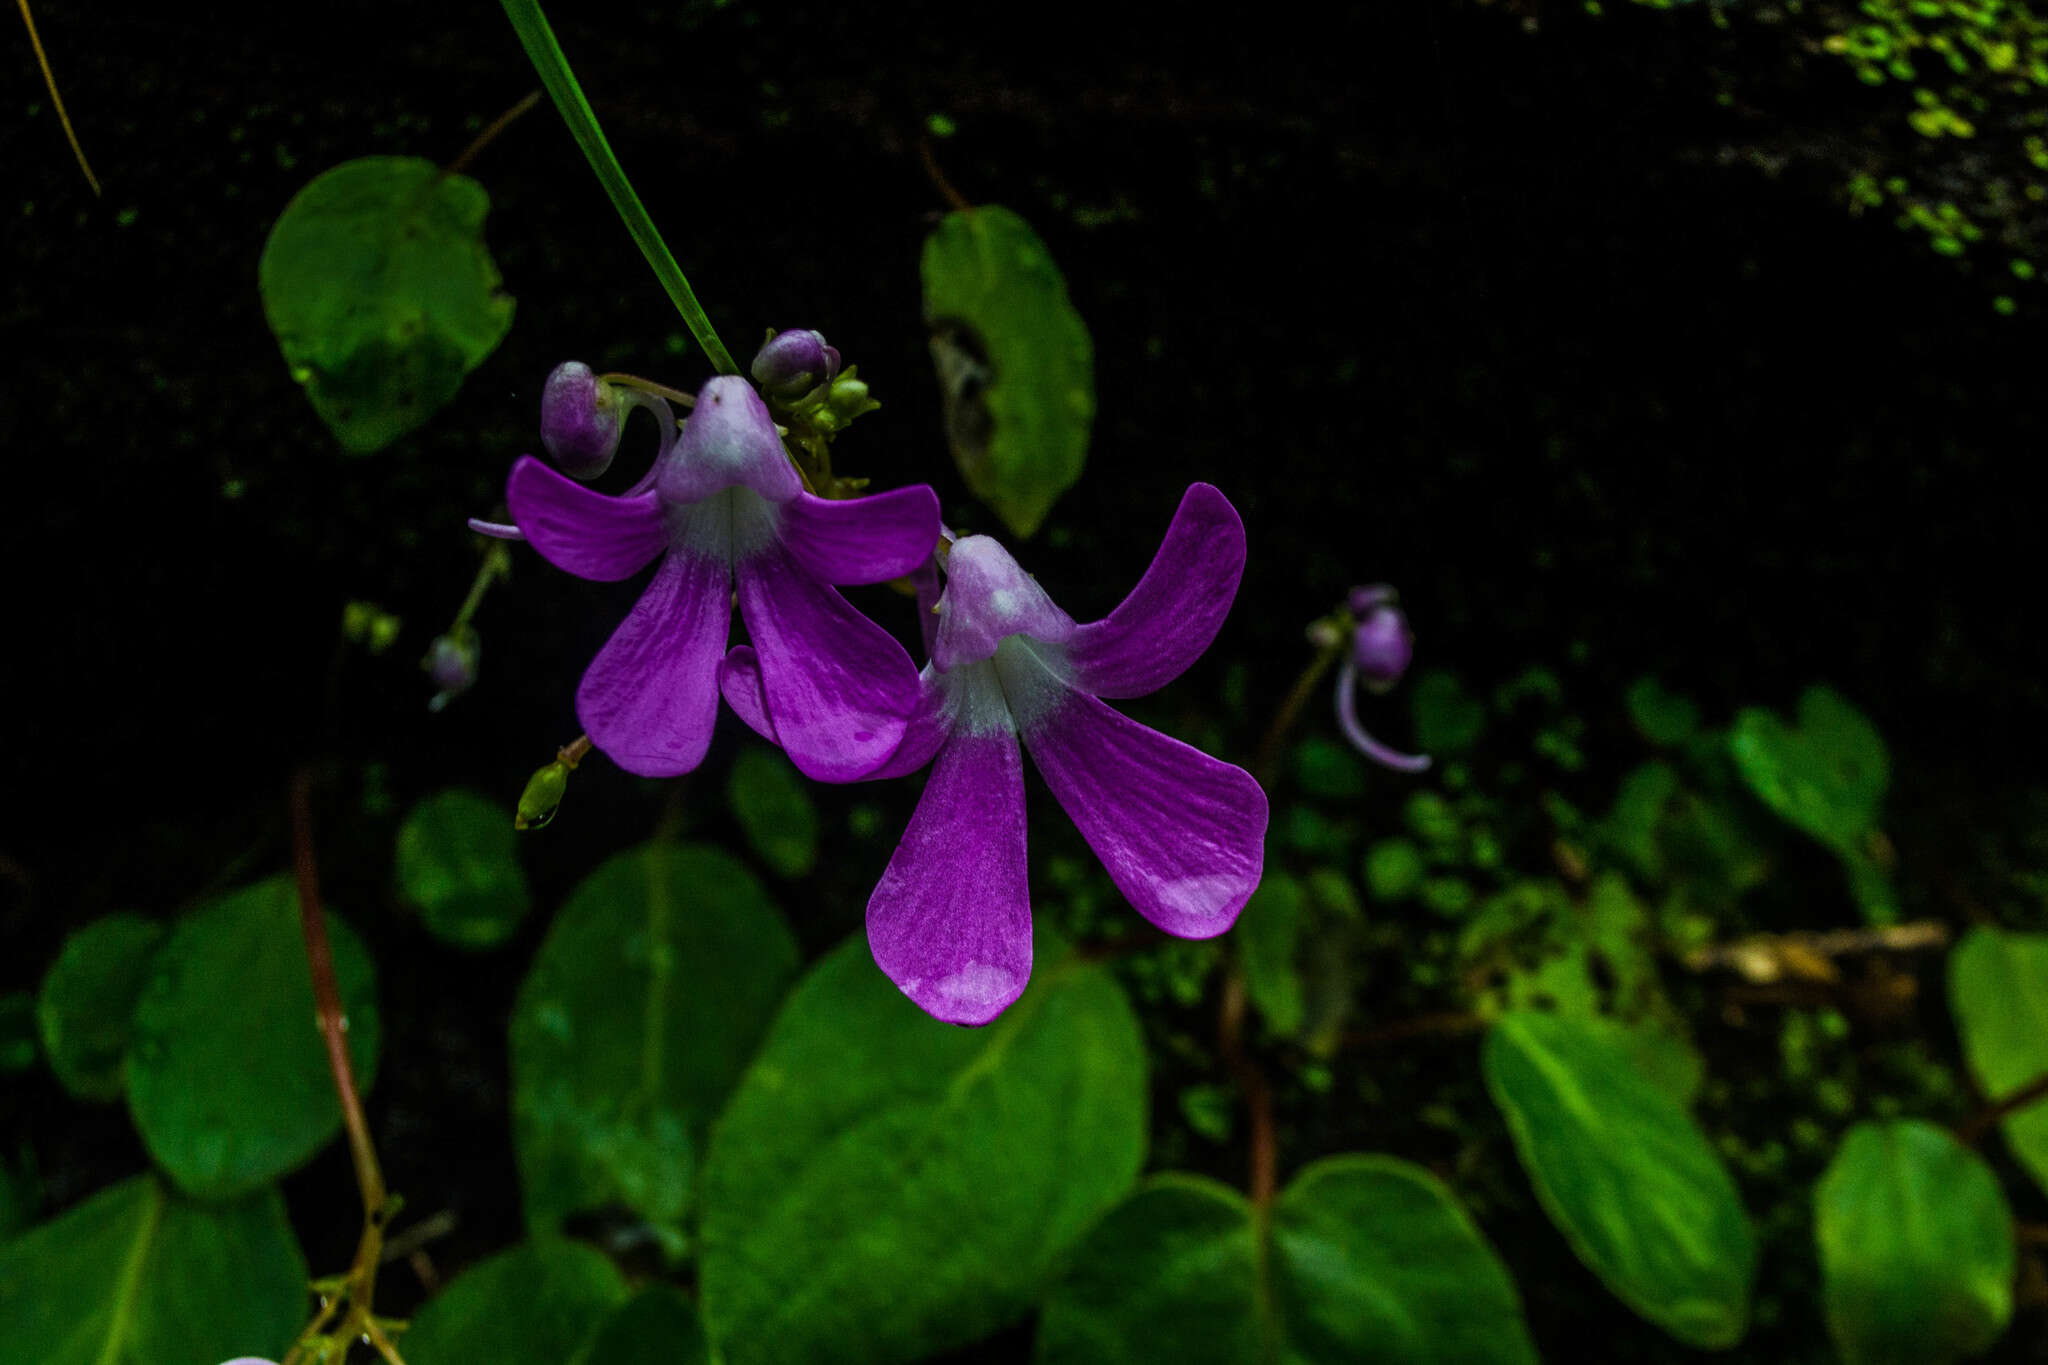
left=1681, top=921, right=1950, bottom=985
left=446, top=89, right=542, bottom=177
left=919, top=136, right=974, bottom=215
left=1217, top=970, right=1276, bottom=1210
left=1251, top=636, right=1344, bottom=791
left=1958, top=1069, right=2048, bottom=1148
left=16, top=0, right=100, bottom=195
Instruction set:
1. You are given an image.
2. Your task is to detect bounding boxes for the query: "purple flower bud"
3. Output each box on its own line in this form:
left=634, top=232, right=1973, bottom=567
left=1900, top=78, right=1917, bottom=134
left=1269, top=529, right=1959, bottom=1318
left=424, top=630, right=479, bottom=712
left=1351, top=604, right=1414, bottom=691
left=540, top=361, right=626, bottom=479
left=750, top=328, right=842, bottom=400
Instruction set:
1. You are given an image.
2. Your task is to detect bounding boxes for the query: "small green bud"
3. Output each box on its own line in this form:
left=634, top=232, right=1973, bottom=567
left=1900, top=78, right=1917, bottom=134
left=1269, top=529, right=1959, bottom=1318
left=515, top=760, right=571, bottom=831
left=812, top=365, right=882, bottom=434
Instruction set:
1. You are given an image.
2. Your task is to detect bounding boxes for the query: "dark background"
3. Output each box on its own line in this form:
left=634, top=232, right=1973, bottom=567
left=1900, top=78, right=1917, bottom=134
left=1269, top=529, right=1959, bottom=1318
left=3, top=2, right=2043, bottom=1360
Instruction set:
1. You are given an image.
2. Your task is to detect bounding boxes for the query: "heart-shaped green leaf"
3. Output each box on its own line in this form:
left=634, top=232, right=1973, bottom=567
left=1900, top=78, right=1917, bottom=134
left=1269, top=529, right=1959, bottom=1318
left=921, top=206, right=1094, bottom=538
left=511, top=843, right=798, bottom=1247
left=1948, top=926, right=2048, bottom=1195
left=36, top=915, right=165, bottom=1102
left=127, top=876, right=380, bottom=1198
left=0, top=1174, right=306, bottom=1365
left=259, top=156, right=515, bottom=453
left=583, top=1285, right=712, bottom=1365
left=395, top=788, right=531, bottom=949
left=698, top=931, right=1146, bottom=1365
left=1483, top=1009, right=1756, bottom=1348
left=1729, top=685, right=1887, bottom=848
left=1814, top=1119, right=2014, bottom=1365
left=400, top=1238, right=627, bottom=1365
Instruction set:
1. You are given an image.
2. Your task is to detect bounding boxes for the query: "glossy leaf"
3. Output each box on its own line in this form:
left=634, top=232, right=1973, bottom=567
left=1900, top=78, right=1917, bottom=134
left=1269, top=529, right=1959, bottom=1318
left=1729, top=685, right=1887, bottom=848
left=699, top=932, right=1146, bottom=1365
left=511, top=843, right=798, bottom=1245
left=395, top=788, right=531, bottom=948
left=1237, top=871, right=1306, bottom=1035
left=1814, top=1119, right=2014, bottom=1365
left=259, top=156, right=514, bottom=453
left=583, top=1285, right=712, bottom=1365
left=1483, top=1009, right=1756, bottom=1348
left=1036, top=1158, right=1537, bottom=1364
left=0, top=1174, right=306, bottom=1365
left=400, top=1238, right=626, bottom=1365
left=1948, top=926, right=2048, bottom=1194
left=36, top=915, right=165, bottom=1102
left=921, top=205, right=1095, bottom=537
left=127, top=877, right=381, bottom=1199
left=727, top=746, right=820, bottom=878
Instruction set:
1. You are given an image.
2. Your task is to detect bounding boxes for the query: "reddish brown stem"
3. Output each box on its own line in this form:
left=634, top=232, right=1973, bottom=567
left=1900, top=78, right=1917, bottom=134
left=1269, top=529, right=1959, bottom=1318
left=1218, top=970, right=1277, bottom=1210
left=446, top=89, right=542, bottom=177
left=919, top=136, right=974, bottom=215
left=1958, top=1069, right=2048, bottom=1148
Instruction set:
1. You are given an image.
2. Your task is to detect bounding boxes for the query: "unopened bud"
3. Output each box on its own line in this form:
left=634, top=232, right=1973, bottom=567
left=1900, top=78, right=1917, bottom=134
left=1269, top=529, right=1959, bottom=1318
left=813, top=365, right=881, bottom=434
left=423, top=629, right=480, bottom=711
left=750, top=328, right=842, bottom=400
left=1351, top=603, right=1415, bottom=692
left=540, top=361, right=627, bottom=479
left=515, top=760, right=570, bottom=831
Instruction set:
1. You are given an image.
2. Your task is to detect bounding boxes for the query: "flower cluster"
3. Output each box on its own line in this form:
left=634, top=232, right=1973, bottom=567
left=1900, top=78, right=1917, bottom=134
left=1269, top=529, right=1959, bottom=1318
left=487, top=333, right=1267, bottom=1023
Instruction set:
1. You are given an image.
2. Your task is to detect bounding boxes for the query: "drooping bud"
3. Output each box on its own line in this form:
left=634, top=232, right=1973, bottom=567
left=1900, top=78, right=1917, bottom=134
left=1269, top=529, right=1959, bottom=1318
left=539, top=361, right=628, bottom=480
left=1351, top=603, right=1414, bottom=692
left=750, top=328, right=842, bottom=400
left=515, top=760, right=571, bottom=831
left=423, top=629, right=480, bottom=712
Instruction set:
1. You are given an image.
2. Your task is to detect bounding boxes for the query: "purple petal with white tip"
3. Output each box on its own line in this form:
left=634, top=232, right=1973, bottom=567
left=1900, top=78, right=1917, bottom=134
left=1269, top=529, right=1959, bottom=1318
left=1069, top=482, right=1246, bottom=698
left=659, top=376, right=803, bottom=505
left=1015, top=666, right=1267, bottom=939
left=576, top=542, right=731, bottom=776
left=779, top=485, right=942, bottom=585
left=867, top=726, right=1033, bottom=1025
left=506, top=456, right=667, bottom=582
left=737, top=546, right=918, bottom=781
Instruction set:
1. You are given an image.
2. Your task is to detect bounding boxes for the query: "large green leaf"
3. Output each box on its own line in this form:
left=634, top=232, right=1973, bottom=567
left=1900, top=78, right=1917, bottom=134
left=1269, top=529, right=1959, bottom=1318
left=259, top=155, right=514, bottom=453
left=1037, top=1158, right=1537, bottom=1364
left=1483, top=1010, right=1756, bottom=1348
left=127, top=877, right=380, bottom=1198
left=583, top=1285, right=712, bottom=1365
left=921, top=205, right=1094, bottom=538
left=1729, top=685, right=1887, bottom=848
left=726, top=747, right=820, bottom=879
left=699, top=932, right=1147, bottom=1365
left=37, top=915, right=166, bottom=1102
left=511, top=843, right=798, bottom=1245
left=1814, top=1119, right=2014, bottom=1365
left=395, top=787, right=531, bottom=949
left=1948, top=926, right=2048, bottom=1194
left=400, top=1238, right=626, bottom=1365
left=0, top=1174, right=306, bottom=1365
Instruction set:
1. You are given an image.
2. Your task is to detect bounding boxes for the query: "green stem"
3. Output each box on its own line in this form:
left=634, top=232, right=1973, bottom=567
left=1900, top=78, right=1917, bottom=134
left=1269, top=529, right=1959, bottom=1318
left=499, top=0, right=739, bottom=375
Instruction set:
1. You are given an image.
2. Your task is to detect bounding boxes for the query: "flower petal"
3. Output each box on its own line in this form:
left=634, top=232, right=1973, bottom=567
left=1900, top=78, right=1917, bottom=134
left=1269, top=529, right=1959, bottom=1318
left=737, top=545, right=918, bottom=781
left=868, top=726, right=1033, bottom=1025
left=505, top=455, right=668, bottom=581
left=1013, top=661, right=1267, bottom=938
left=778, top=485, right=942, bottom=585
left=1068, top=482, right=1246, bottom=698
left=721, top=650, right=958, bottom=783
left=659, top=376, right=803, bottom=505
left=576, top=544, right=731, bottom=776
left=717, top=645, right=776, bottom=744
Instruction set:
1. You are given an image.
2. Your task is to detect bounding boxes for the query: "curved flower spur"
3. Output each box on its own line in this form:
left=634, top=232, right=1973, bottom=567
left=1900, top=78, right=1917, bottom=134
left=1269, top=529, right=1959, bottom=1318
left=726, top=484, right=1269, bottom=1025
left=502, top=371, right=940, bottom=780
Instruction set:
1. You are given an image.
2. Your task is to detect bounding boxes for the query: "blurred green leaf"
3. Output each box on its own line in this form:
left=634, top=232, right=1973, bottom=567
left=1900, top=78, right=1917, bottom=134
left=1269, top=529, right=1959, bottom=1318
left=36, top=915, right=165, bottom=1102
left=0, top=1150, right=36, bottom=1243
left=0, top=993, right=34, bottom=1074
left=1237, top=872, right=1306, bottom=1035
left=395, top=788, right=531, bottom=949
left=699, top=932, right=1146, bottom=1365
left=921, top=205, right=1095, bottom=537
left=1411, top=669, right=1486, bottom=755
left=1484, top=1010, right=1756, bottom=1348
left=1730, top=685, right=1887, bottom=848
left=1815, top=1119, right=2014, bottom=1365
left=258, top=156, right=514, bottom=453
left=1948, top=926, right=2048, bottom=1195
left=1290, top=735, right=1367, bottom=800
left=1602, top=761, right=1678, bottom=878
left=1362, top=837, right=1426, bottom=901
left=583, top=1286, right=711, bottom=1365
left=511, top=843, right=798, bottom=1248
left=401, top=1238, right=626, bottom=1365
left=1625, top=676, right=1700, bottom=747
left=727, top=747, right=820, bottom=878
left=0, top=1174, right=306, bottom=1365
left=127, top=877, right=380, bottom=1198
left=1035, top=1158, right=1538, bottom=1364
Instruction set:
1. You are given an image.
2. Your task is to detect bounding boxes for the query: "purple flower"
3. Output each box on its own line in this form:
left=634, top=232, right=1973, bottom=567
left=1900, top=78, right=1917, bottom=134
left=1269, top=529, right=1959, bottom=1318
left=751, top=328, right=842, bottom=400
left=505, top=375, right=940, bottom=780
left=539, top=360, right=631, bottom=479
left=726, top=484, right=1267, bottom=1025
left=1335, top=584, right=1429, bottom=773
